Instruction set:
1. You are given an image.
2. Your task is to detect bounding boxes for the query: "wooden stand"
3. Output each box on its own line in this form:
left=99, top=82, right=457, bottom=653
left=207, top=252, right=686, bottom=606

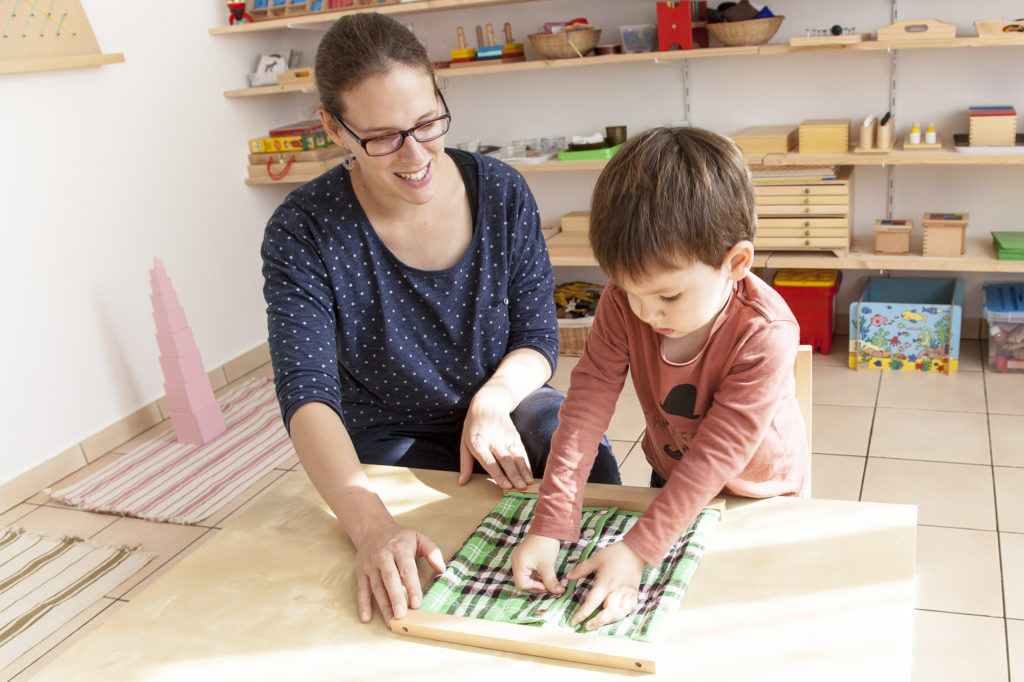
left=902, top=134, right=943, bottom=150
left=877, top=19, right=957, bottom=42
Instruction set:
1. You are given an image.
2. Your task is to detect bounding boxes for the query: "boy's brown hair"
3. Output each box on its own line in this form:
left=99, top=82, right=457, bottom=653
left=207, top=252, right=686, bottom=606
left=589, top=126, right=757, bottom=282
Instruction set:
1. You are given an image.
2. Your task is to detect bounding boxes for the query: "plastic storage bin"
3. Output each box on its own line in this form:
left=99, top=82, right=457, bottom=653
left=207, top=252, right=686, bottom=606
left=849, top=277, right=963, bottom=373
left=983, top=283, right=1024, bottom=372
left=620, top=24, right=655, bottom=53
left=771, top=269, right=841, bottom=354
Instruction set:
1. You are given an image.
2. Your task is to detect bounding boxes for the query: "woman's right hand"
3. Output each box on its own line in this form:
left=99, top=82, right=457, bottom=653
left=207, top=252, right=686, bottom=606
left=355, top=523, right=446, bottom=625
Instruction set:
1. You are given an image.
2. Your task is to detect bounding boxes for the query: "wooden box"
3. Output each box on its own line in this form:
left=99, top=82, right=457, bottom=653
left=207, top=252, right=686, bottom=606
left=560, top=210, right=591, bottom=234
left=921, top=212, right=968, bottom=257
left=798, top=119, right=850, bottom=153
left=873, top=219, right=913, bottom=255
left=731, top=125, right=798, bottom=154
left=753, top=166, right=852, bottom=257
left=969, top=107, right=1017, bottom=146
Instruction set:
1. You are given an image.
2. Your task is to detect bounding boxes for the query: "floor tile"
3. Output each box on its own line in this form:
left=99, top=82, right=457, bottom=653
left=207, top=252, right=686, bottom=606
left=911, top=610, right=1007, bottom=682
left=990, top=414, right=1024, bottom=468
left=28, top=452, right=123, bottom=505
left=243, top=362, right=275, bottom=381
left=810, top=454, right=863, bottom=501
left=0, top=504, right=39, bottom=527
left=88, top=516, right=210, bottom=598
left=13, top=505, right=120, bottom=539
left=812, top=365, right=880, bottom=407
left=957, top=338, right=984, bottom=373
left=117, top=528, right=218, bottom=600
left=606, top=392, right=646, bottom=442
left=878, top=370, right=987, bottom=413
left=608, top=439, right=635, bottom=470
left=202, top=470, right=290, bottom=528
left=1008, top=618, right=1024, bottom=682
left=986, top=372, right=1024, bottom=416
left=109, top=419, right=174, bottom=454
left=861, top=458, right=996, bottom=530
left=868, top=408, right=990, bottom=465
left=549, top=355, right=578, bottom=393
left=995, top=467, right=1024, bottom=533
left=914, top=526, right=1003, bottom=617
left=1003, top=532, right=1024, bottom=620
left=2, top=597, right=124, bottom=681
left=617, top=443, right=653, bottom=488
left=811, top=336, right=851, bottom=368
left=812, top=404, right=873, bottom=456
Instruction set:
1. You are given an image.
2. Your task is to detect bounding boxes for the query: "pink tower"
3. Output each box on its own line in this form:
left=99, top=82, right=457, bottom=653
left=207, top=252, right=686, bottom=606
left=149, top=258, right=226, bottom=444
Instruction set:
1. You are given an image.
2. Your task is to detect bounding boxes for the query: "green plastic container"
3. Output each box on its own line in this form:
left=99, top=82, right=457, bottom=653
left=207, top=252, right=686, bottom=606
left=992, top=231, right=1024, bottom=260
left=556, top=144, right=623, bottom=162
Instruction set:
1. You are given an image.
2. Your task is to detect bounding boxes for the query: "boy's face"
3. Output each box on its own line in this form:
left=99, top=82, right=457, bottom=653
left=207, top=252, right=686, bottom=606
left=616, top=243, right=753, bottom=340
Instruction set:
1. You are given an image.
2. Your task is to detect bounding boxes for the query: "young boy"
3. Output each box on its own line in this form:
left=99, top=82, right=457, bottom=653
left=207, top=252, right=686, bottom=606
left=511, top=126, right=809, bottom=631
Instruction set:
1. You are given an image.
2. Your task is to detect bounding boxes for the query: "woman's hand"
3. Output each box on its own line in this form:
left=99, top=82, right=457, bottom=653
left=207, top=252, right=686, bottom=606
left=354, top=522, right=446, bottom=625
left=459, top=384, right=533, bottom=490
left=567, top=542, right=647, bottom=630
left=511, top=533, right=565, bottom=594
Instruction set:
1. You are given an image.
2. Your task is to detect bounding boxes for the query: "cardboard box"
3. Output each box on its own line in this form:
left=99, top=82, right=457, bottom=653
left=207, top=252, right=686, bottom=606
left=731, top=125, right=798, bottom=154
left=849, top=277, right=963, bottom=373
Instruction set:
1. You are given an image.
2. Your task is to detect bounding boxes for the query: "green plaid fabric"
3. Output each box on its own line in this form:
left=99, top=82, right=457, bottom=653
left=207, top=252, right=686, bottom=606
left=420, top=491, right=719, bottom=642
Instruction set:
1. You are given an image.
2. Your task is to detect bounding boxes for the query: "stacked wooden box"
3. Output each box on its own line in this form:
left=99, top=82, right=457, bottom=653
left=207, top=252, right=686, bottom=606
left=798, top=119, right=850, bottom=153
left=968, top=106, right=1017, bottom=146
left=753, top=166, right=852, bottom=257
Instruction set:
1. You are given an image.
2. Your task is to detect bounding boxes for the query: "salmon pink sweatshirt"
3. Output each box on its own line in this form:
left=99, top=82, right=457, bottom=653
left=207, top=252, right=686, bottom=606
left=532, top=274, right=809, bottom=565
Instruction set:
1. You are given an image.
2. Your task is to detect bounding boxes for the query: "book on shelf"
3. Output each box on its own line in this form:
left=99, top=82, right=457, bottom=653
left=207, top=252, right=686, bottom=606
left=749, top=165, right=837, bottom=182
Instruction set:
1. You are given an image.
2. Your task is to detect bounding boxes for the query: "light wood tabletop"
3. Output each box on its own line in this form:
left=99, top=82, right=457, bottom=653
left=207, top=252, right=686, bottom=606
left=32, top=465, right=917, bottom=681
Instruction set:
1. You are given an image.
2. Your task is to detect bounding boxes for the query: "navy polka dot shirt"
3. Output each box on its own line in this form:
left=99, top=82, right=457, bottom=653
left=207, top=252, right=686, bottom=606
left=261, top=150, right=559, bottom=433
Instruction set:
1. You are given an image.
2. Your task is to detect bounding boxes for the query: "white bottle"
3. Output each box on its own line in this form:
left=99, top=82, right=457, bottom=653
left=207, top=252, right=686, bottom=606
left=925, top=123, right=936, bottom=145
left=909, top=123, right=921, bottom=145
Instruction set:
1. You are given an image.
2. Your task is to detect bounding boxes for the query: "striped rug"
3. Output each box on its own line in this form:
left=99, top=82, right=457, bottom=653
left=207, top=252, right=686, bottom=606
left=0, top=527, right=155, bottom=669
left=48, top=378, right=294, bottom=524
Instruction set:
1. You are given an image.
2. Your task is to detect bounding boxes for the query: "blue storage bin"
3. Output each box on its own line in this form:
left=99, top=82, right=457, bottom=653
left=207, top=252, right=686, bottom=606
left=849, top=277, right=963, bottom=373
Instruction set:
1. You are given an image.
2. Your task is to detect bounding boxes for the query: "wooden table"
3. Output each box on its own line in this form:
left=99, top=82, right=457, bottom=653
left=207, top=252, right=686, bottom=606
left=34, top=465, right=917, bottom=681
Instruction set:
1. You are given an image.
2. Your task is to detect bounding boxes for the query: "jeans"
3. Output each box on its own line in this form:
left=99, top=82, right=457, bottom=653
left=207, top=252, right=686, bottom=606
left=349, top=386, right=621, bottom=485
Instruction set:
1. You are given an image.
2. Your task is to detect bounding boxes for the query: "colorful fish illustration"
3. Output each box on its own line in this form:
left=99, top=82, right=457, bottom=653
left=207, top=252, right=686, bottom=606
left=920, top=307, right=942, bottom=314
left=871, top=315, right=889, bottom=326
left=902, top=311, right=926, bottom=322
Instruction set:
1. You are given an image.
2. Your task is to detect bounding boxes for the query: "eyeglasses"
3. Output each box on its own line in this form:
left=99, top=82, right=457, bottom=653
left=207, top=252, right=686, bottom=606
left=334, top=91, right=451, bottom=157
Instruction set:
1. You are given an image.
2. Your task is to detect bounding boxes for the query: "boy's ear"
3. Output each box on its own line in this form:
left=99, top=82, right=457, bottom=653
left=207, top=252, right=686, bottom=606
left=723, top=240, right=755, bottom=281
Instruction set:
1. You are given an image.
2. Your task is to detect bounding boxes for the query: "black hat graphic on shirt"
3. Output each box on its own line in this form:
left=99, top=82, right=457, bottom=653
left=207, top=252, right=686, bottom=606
left=661, top=384, right=701, bottom=420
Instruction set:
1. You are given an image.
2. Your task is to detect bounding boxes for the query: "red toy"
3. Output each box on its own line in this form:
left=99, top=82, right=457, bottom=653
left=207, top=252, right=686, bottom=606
left=227, top=1, right=253, bottom=25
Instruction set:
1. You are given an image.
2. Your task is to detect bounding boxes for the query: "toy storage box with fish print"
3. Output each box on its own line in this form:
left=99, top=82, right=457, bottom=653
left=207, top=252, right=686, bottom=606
left=849, top=277, right=963, bottom=373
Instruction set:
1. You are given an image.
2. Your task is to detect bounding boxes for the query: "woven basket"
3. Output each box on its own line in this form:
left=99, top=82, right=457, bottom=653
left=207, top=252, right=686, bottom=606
left=706, top=16, right=784, bottom=46
left=558, top=316, right=594, bottom=356
left=528, top=29, right=602, bottom=59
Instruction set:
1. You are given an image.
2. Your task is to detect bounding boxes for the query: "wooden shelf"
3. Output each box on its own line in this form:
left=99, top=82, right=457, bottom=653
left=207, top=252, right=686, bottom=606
left=763, top=236, right=1024, bottom=273
left=0, top=53, right=124, bottom=75
left=209, top=0, right=543, bottom=35
left=547, top=233, right=1024, bottom=274
left=225, top=81, right=316, bottom=98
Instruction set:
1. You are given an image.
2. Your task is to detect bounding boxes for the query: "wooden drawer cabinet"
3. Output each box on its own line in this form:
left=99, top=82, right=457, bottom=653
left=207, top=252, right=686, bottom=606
left=753, top=167, right=851, bottom=257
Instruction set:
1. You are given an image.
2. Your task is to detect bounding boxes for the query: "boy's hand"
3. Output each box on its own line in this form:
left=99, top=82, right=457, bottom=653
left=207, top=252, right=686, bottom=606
left=511, top=534, right=565, bottom=594
left=567, top=542, right=646, bottom=630
left=355, top=524, right=446, bottom=626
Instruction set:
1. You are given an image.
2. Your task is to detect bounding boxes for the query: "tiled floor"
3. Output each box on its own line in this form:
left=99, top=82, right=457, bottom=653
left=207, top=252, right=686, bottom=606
left=2, top=339, right=1023, bottom=680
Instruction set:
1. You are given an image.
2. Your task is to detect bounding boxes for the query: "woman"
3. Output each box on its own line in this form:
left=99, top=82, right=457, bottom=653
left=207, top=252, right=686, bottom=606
left=261, top=13, right=619, bottom=626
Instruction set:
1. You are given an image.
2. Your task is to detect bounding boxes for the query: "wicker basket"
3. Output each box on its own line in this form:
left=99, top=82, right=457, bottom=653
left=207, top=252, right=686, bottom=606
left=528, top=29, right=602, bottom=59
left=558, top=316, right=594, bottom=356
left=706, top=16, right=784, bottom=46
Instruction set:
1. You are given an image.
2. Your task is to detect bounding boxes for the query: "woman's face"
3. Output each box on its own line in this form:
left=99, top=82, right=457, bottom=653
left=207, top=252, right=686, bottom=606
left=324, top=65, right=448, bottom=208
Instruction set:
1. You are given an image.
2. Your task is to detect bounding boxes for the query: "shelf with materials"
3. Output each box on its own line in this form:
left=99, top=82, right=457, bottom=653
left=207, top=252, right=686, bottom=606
left=221, top=35, right=1024, bottom=98
left=547, top=234, right=1024, bottom=274
left=209, top=0, right=543, bottom=35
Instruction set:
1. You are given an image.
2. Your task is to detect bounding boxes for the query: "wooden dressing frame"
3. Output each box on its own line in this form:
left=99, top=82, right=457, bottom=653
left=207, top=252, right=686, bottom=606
left=391, top=483, right=725, bottom=674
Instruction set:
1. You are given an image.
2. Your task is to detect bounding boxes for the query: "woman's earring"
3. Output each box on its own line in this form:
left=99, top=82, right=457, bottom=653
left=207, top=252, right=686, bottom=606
left=341, top=151, right=356, bottom=170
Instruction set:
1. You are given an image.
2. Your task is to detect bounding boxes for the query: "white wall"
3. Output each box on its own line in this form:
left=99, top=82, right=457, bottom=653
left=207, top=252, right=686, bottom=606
left=1, top=0, right=1022, bottom=486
